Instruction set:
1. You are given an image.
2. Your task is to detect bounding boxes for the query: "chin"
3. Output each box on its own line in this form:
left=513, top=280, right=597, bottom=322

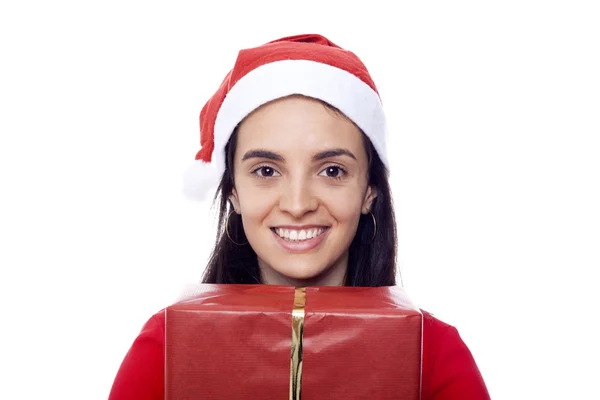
left=255, top=240, right=349, bottom=285
left=276, top=265, right=325, bottom=279
left=265, top=258, right=342, bottom=286
left=283, top=270, right=326, bottom=282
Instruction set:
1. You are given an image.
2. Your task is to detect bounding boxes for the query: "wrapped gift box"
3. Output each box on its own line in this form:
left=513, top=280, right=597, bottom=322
left=165, top=284, right=422, bottom=399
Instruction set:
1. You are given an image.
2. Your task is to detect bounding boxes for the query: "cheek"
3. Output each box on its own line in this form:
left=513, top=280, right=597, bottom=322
left=321, top=188, right=365, bottom=223
left=236, top=185, right=278, bottom=222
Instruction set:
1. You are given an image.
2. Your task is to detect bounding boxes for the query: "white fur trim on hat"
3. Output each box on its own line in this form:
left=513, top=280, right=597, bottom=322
left=182, top=160, right=221, bottom=202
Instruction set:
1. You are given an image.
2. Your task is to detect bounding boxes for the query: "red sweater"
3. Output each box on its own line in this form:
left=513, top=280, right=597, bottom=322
left=108, top=309, right=490, bottom=399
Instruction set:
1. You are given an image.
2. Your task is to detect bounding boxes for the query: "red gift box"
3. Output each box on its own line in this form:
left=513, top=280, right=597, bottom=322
left=165, top=284, right=422, bottom=399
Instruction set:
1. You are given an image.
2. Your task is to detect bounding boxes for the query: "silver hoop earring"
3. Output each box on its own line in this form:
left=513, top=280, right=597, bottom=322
left=226, top=211, right=248, bottom=246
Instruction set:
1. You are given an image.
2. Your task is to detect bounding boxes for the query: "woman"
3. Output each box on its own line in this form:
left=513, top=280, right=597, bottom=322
left=108, top=34, right=490, bottom=399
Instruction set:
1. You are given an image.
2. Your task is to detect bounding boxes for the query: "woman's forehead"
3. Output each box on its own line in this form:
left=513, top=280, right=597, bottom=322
left=236, top=97, right=365, bottom=156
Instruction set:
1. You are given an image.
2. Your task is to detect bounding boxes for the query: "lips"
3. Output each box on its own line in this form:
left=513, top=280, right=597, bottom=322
left=270, top=226, right=329, bottom=252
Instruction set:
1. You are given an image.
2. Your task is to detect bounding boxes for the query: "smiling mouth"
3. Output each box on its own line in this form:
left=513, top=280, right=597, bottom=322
left=271, top=227, right=328, bottom=241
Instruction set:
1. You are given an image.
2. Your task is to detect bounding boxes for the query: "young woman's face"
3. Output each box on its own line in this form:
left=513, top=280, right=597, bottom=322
left=230, top=96, right=377, bottom=287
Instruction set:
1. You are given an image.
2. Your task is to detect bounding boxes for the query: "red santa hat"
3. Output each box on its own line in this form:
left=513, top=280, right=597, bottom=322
left=183, top=34, right=389, bottom=201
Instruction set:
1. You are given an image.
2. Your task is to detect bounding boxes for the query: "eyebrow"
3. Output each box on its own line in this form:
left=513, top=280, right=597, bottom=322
left=241, top=148, right=357, bottom=162
left=312, top=148, right=357, bottom=162
left=241, top=149, right=284, bottom=162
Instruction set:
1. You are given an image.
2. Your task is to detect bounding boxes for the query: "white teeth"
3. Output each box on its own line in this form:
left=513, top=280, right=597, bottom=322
left=274, top=228, right=325, bottom=241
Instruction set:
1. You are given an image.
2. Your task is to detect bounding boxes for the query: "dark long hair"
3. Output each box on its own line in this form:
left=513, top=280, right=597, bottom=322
left=201, top=102, right=398, bottom=287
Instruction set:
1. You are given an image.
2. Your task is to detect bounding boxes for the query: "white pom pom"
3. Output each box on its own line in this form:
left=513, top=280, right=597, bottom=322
left=182, top=160, right=221, bottom=202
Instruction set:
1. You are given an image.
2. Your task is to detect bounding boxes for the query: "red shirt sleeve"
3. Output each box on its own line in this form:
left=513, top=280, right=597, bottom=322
left=108, top=312, right=165, bottom=400
left=108, top=310, right=490, bottom=399
left=421, top=311, right=491, bottom=400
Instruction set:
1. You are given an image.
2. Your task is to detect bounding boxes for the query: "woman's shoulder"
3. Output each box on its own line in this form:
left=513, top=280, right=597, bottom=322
left=108, top=310, right=166, bottom=400
left=421, top=309, right=453, bottom=330
left=127, top=309, right=166, bottom=343
left=420, top=309, right=491, bottom=399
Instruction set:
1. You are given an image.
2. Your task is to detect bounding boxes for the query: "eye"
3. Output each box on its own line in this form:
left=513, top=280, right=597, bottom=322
left=252, top=166, right=281, bottom=178
left=319, top=166, right=346, bottom=179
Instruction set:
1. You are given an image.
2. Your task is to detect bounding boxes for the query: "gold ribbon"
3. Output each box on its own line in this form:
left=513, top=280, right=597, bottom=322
left=290, top=287, right=306, bottom=400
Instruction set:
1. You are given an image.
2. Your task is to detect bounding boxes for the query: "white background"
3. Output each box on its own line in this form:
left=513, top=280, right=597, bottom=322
left=1, top=1, right=599, bottom=399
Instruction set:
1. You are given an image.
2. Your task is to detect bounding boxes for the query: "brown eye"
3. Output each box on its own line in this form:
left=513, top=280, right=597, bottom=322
left=253, top=166, right=280, bottom=178
left=319, top=166, right=345, bottom=178
left=261, top=167, right=274, bottom=176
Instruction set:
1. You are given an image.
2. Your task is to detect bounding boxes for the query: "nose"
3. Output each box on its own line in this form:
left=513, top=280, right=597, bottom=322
left=278, top=175, right=318, bottom=218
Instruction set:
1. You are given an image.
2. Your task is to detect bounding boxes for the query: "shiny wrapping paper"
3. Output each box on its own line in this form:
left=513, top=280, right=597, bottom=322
left=165, top=284, right=422, bottom=399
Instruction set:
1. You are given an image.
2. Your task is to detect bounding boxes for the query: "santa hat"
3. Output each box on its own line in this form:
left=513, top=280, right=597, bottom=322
left=183, top=34, right=389, bottom=201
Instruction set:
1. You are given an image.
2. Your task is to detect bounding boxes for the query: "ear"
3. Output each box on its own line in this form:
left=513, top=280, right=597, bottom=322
left=361, top=185, right=378, bottom=214
left=229, top=188, right=241, bottom=214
